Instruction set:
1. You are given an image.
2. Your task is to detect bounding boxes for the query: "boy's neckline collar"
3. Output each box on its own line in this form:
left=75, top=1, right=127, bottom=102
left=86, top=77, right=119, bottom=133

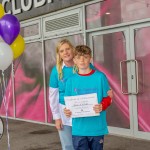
left=78, top=69, right=95, bottom=76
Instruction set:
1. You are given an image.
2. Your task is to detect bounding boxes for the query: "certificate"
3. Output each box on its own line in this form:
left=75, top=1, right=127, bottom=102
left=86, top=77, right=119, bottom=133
left=64, top=93, right=100, bottom=118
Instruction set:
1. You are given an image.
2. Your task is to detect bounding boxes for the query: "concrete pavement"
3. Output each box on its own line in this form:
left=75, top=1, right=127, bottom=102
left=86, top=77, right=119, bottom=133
left=0, top=118, right=150, bottom=150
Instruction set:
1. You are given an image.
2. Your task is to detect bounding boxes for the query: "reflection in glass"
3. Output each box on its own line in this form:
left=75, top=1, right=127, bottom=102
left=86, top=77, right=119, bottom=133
left=135, top=26, right=150, bottom=132
left=21, top=24, right=39, bottom=38
left=92, top=31, right=129, bottom=128
left=86, top=0, right=150, bottom=29
left=14, top=42, right=45, bottom=122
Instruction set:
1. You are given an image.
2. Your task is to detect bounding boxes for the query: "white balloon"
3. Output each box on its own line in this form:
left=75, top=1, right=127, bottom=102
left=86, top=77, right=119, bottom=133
left=0, top=42, right=13, bottom=71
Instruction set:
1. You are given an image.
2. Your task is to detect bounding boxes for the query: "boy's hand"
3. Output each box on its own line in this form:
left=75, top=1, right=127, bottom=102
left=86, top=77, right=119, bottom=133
left=55, top=119, right=63, bottom=130
left=64, top=108, right=72, bottom=118
left=93, top=104, right=102, bottom=113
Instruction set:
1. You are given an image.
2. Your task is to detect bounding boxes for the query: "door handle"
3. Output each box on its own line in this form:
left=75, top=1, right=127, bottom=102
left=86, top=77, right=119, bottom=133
left=120, top=59, right=131, bottom=95
left=120, top=59, right=139, bottom=95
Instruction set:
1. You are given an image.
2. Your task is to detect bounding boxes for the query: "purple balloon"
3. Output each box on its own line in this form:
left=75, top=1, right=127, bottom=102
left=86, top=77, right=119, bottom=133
left=0, top=14, right=20, bottom=44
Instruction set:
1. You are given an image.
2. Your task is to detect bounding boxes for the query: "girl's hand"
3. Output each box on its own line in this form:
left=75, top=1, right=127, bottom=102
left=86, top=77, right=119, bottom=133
left=64, top=108, right=72, bottom=118
left=107, top=89, right=113, bottom=98
left=55, top=119, right=63, bottom=130
left=93, top=104, right=102, bottom=113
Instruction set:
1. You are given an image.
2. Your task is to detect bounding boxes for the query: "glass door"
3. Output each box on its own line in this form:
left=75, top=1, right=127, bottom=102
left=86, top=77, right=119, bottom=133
left=89, top=24, right=150, bottom=139
left=130, top=22, right=150, bottom=140
left=89, top=27, right=133, bottom=137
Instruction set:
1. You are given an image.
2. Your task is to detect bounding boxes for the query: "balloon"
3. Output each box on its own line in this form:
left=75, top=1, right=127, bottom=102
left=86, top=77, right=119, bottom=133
left=0, top=4, right=5, bottom=18
left=0, top=42, right=13, bottom=71
left=0, top=14, right=20, bottom=44
left=10, top=34, right=25, bottom=59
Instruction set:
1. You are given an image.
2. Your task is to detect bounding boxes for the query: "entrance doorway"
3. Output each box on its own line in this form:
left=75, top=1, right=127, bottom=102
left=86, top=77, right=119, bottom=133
left=89, top=22, right=150, bottom=140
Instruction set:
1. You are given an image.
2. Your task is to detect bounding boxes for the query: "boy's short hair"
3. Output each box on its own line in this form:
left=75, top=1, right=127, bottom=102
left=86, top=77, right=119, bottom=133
left=75, top=45, right=92, bottom=56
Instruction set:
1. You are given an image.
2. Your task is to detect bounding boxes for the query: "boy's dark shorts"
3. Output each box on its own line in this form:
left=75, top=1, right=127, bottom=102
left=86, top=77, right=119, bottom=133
left=72, top=135, right=104, bottom=150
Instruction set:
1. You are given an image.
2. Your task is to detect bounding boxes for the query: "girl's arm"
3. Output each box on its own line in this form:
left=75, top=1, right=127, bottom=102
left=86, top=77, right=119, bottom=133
left=49, top=87, right=61, bottom=120
left=49, top=67, right=61, bottom=120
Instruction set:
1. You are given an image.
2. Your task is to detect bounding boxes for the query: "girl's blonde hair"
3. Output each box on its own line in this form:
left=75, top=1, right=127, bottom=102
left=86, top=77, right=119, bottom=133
left=56, top=39, right=75, bottom=80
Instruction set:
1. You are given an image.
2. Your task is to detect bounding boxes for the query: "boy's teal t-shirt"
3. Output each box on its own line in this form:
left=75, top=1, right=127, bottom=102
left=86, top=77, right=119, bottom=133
left=65, top=70, right=110, bottom=136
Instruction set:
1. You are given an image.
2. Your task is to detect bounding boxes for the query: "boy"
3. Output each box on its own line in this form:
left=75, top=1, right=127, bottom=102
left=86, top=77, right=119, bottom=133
left=64, top=45, right=111, bottom=150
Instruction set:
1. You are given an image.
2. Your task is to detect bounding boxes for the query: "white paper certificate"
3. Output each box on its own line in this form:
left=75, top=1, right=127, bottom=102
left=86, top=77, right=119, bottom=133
left=64, top=93, right=100, bottom=118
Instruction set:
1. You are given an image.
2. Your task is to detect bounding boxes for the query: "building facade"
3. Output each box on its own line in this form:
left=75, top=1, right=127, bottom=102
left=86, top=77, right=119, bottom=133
left=0, top=0, right=150, bottom=140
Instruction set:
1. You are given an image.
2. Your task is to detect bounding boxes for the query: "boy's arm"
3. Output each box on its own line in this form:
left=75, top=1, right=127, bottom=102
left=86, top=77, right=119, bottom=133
left=93, top=96, right=112, bottom=113
left=101, top=96, right=112, bottom=111
left=101, top=73, right=112, bottom=110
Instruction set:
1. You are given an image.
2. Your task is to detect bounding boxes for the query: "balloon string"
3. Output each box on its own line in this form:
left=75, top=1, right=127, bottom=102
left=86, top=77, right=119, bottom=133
left=2, top=71, right=11, bottom=150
